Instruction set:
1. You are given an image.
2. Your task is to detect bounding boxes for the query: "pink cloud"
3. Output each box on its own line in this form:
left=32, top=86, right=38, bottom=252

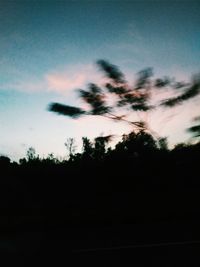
left=45, top=72, right=86, bottom=93
left=45, top=64, right=105, bottom=95
left=0, top=63, right=106, bottom=95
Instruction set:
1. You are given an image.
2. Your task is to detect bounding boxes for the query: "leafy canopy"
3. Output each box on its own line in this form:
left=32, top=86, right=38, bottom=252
left=48, top=60, right=200, bottom=135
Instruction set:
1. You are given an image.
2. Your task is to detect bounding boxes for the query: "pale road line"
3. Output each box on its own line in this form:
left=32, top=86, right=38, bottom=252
left=72, top=240, right=200, bottom=253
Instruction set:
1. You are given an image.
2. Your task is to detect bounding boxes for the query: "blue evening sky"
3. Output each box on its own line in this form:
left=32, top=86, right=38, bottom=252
left=0, top=0, right=200, bottom=161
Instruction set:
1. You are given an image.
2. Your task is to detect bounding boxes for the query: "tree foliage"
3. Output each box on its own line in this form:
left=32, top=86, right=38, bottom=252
left=65, top=138, right=76, bottom=159
left=48, top=60, right=200, bottom=136
left=187, top=116, right=200, bottom=137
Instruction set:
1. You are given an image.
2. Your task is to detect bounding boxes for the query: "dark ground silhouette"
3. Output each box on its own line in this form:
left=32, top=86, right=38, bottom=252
left=1, top=131, right=200, bottom=265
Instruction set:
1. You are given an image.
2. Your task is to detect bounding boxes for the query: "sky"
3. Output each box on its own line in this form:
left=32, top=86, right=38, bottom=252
left=0, top=0, right=200, bottom=161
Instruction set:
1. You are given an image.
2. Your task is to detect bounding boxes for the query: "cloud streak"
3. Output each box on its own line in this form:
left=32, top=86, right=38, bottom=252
left=45, top=63, right=107, bottom=95
left=0, top=63, right=105, bottom=96
left=45, top=72, right=86, bottom=93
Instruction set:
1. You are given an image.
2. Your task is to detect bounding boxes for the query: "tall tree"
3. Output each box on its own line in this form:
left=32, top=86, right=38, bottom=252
left=48, top=60, right=200, bottom=137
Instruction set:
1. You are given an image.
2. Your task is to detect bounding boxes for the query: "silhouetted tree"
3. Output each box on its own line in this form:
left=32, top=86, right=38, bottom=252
left=94, top=135, right=112, bottom=160
left=0, top=155, right=11, bottom=166
left=48, top=60, right=200, bottom=137
left=115, top=131, right=157, bottom=156
left=44, top=153, right=59, bottom=164
left=157, top=137, right=168, bottom=150
left=64, top=138, right=76, bottom=159
left=82, top=137, right=94, bottom=160
left=26, top=147, right=37, bottom=161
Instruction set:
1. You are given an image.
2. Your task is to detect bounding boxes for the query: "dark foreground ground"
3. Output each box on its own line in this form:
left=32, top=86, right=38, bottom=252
left=1, top=180, right=200, bottom=266
left=1, top=141, right=200, bottom=266
left=1, top=219, right=200, bottom=266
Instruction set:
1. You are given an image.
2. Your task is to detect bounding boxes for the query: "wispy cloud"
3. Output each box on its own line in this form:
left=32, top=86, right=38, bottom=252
left=45, top=63, right=107, bottom=94
left=45, top=72, right=86, bottom=93
left=0, top=63, right=105, bottom=95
